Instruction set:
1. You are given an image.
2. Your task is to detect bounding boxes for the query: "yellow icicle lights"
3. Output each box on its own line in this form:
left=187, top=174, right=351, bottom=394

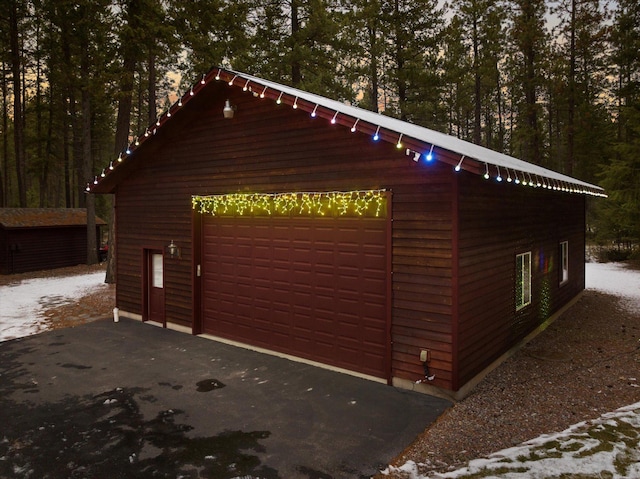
left=192, top=190, right=386, bottom=218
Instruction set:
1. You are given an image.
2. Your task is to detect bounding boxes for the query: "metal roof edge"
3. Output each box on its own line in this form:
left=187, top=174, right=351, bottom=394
left=86, top=66, right=606, bottom=198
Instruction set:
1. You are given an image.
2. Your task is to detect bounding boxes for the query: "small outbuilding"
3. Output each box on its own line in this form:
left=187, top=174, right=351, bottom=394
left=88, top=67, right=605, bottom=397
left=0, top=208, right=106, bottom=275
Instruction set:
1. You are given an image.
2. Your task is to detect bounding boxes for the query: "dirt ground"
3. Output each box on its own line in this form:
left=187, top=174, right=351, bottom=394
left=2, top=261, right=639, bottom=478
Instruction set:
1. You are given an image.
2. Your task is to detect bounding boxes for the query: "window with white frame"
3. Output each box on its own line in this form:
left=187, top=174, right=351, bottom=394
left=560, top=241, right=569, bottom=284
left=516, top=252, right=532, bottom=310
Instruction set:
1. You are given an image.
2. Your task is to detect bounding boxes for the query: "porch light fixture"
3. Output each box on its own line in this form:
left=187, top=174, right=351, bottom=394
left=223, top=100, right=235, bottom=119
left=167, top=240, right=181, bottom=259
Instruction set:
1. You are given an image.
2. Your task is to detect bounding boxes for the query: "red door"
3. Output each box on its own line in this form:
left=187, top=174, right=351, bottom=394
left=145, top=250, right=165, bottom=324
left=201, top=216, right=390, bottom=379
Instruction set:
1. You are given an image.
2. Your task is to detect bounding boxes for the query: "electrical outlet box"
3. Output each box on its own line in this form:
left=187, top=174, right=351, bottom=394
left=420, top=349, right=430, bottom=362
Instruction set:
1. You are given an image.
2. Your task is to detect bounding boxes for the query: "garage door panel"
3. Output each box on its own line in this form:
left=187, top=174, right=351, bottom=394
left=202, top=214, right=389, bottom=379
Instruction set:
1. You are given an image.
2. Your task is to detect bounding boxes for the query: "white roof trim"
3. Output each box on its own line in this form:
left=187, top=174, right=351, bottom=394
left=88, top=66, right=606, bottom=197
left=228, top=69, right=604, bottom=196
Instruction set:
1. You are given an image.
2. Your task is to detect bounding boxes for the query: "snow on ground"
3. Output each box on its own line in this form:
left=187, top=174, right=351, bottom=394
left=388, top=401, right=640, bottom=478
left=0, top=271, right=107, bottom=342
left=384, top=261, right=640, bottom=479
left=586, top=262, right=640, bottom=313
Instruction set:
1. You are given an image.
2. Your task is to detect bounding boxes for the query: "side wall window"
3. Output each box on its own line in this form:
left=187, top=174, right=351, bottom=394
left=560, top=241, right=569, bottom=285
left=516, top=252, right=532, bottom=311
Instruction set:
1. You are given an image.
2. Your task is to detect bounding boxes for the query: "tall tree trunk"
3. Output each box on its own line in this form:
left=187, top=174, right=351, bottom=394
left=394, top=0, right=407, bottom=120
left=81, top=47, right=97, bottom=265
left=147, top=53, right=157, bottom=124
left=107, top=0, right=143, bottom=284
left=63, top=95, right=72, bottom=207
left=114, top=63, right=134, bottom=161
left=10, top=0, right=27, bottom=207
left=70, top=92, right=82, bottom=208
left=473, top=14, right=482, bottom=145
left=1, top=61, right=7, bottom=207
left=496, top=61, right=504, bottom=151
left=368, top=22, right=379, bottom=113
left=522, top=4, right=541, bottom=164
left=291, top=0, right=301, bottom=85
left=566, top=0, right=576, bottom=175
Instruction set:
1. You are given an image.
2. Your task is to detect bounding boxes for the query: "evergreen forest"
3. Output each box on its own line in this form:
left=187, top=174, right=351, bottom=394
left=1, top=0, right=639, bottom=256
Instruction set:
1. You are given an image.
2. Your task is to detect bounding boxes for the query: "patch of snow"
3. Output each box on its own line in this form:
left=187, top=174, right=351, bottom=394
left=0, top=271, right=107, bottom=342
left=585, top=262, right=640, bottom=313
left=429, top=402, right=640, bottom=479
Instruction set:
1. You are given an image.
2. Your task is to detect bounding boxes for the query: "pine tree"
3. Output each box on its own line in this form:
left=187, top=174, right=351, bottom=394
left=509, top=0, right=548, bottom=165
left=381, top=0, right=443, bottom=124
left=550, top=0, right=611, bottom=179
left=337, top=0, right=385, bottom=112
left=449, top=0, right=507, bottom=147
left=170, top=0, right=251, bottom=80
left=597, top=0, right=640, bottom=246
left=441, top=14, right=474, bottom=139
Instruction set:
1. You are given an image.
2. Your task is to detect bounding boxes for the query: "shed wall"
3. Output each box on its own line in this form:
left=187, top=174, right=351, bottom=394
left=114, top=83, right=456, bottom=388
left=0, top=226, right=92, bottom=274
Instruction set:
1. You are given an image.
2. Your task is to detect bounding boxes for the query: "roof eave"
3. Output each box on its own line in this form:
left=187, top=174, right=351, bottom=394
left=86, top=66, right=606, bottom=199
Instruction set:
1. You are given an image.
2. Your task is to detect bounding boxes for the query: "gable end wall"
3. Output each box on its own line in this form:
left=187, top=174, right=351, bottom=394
left=113, top=84, right=457, bottom=389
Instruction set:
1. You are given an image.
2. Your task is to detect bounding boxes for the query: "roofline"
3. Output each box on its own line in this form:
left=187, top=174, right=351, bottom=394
left=86, top=66, right=606, bottom=198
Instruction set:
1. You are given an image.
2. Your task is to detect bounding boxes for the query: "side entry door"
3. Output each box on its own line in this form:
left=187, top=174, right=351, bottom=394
left=145, top=249, right=165, bottom=325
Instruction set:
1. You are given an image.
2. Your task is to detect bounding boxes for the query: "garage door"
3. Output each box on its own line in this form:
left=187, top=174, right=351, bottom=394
left=201, top=214, right=390, bottom=379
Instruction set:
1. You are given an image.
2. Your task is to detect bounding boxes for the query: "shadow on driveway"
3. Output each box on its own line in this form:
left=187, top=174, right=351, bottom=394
left=0, top=318, right=450, bottom=478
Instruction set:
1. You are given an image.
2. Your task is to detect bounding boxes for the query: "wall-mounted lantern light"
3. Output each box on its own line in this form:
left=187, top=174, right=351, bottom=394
left=167, top=240, right=181, bottom=259
left=223, top=99, right=235, bottom=119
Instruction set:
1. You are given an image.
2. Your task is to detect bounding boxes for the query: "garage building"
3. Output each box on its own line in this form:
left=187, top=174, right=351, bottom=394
left=88, top=67, right=605, bottom=397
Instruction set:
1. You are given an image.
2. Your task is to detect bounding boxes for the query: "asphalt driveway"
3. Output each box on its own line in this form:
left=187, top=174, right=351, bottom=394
left=0, top=317, right=451, bottom=478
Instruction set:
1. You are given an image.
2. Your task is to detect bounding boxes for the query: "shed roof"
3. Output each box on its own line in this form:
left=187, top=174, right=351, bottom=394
left=0, top=208, right=107, bottom=228
left=87, top=66, right=606, bottom=197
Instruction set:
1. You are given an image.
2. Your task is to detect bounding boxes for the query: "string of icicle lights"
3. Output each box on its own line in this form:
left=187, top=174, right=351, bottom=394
left=86, top=67, right=606, bottom=198
left=192, top=190, right=387, bottom=218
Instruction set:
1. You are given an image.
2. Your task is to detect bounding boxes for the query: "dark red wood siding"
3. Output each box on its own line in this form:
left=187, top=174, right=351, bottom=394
left=113, top=81, right=456, bottom=388
left=0, top=226, right=96, bottom=274
left=110, top=79, right=588, bottom=392
left=201, top=215, right=389, bottom=378
left=455, top=171, right=586, bottom=389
